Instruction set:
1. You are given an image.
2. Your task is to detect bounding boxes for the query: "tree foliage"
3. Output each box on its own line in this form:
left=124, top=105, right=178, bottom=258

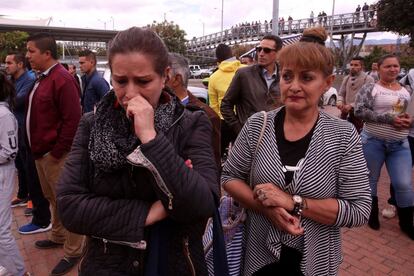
left=0, top=31, right=29, bottom=61
left=148, top=21, right=187, bottom=55
left=231, top=44, right=255, bottom=58
left=363, top=46, right=388, bottom=69
left=376, top=0, right=414, bottom=46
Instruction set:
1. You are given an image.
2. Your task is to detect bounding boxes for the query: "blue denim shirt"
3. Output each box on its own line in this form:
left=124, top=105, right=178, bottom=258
left=14, top=70, right=36, bottom=126
left=81, top=69, right=110, bottom=113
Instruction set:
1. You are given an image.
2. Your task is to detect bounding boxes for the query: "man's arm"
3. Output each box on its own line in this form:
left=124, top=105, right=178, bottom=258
left=337, top=75, right=349, bottom=105
left=51, top=79, right=82, bottom=159
left=208, top=75, right=221, bottom=117
left=94, top=78, right=110, bottom=100
left=15, top=75, right=35, bottom=110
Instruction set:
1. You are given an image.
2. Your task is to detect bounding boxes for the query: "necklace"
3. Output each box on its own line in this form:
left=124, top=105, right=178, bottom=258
left=380, top=80, right=396, bottom=89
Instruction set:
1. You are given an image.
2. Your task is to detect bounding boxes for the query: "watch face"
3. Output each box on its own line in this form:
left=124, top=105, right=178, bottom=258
left=293, top=195, right=302, bottom=204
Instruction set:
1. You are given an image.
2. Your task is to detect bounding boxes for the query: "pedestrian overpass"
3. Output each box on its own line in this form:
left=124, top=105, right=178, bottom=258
left=187, top=9, right=380, bottom=65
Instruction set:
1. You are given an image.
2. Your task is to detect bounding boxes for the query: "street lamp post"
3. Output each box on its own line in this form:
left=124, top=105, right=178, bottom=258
left=272, top=0, right=279, bottom=35
left=110, top=16, right=115, bottom=30
left=330, top=0, right=336, bottom=48
left=220, top=0, right=224, bottom=41
left=98, top=19, right=107, bottom=30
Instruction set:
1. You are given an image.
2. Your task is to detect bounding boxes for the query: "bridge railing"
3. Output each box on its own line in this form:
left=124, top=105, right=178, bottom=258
left=186, top=9, right=377, bottom=51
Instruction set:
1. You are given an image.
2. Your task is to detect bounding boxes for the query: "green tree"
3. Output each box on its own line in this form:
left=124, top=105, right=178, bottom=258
left=0, top=31, right=29, bottom=61
left=376, top=0, right=414, bottom=46
left=363, top=46, right=389, bottom=69
left=231, top=44, right=255, bottom=59
left=148, top=21, right=187, bottom=55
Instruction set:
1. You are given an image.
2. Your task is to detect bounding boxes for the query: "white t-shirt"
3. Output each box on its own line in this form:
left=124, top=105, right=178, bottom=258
left=365, top=84, right=410, bottom=140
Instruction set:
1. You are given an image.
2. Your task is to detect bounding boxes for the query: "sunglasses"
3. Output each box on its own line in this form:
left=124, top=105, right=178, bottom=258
left=256, top=46, right=277, bottom=54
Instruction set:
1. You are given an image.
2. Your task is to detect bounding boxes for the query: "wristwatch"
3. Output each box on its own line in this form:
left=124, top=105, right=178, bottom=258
left=292, top=195, right=304, bottom=217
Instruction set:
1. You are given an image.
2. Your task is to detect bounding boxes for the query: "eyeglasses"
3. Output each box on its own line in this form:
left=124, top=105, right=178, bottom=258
left=256, top=46, right=277, bottom=54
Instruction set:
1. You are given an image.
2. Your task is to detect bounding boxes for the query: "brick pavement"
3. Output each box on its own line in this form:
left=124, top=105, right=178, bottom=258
left=10, top=106, right=414, bottom=276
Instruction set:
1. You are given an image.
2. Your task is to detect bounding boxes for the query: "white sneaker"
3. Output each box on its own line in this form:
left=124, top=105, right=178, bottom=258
left=382, top=204, right=396, bottom=218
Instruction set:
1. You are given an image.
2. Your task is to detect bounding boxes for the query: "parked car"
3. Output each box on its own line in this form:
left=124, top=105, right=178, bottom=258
left=322, top=87, right=338, bottom=106
left=189, top=64, right=210, bottom=79
left=188, top=86, right=208, bottom=104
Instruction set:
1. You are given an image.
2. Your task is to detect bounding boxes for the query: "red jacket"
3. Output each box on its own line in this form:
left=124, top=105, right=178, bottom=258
left=27, top=63, right=81, bottom=159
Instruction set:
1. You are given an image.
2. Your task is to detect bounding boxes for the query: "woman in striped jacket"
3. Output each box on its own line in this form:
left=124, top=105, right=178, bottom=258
left=221, top=29, right=371, bottom=275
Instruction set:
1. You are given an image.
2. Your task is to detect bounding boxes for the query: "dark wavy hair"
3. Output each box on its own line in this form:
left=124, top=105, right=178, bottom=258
left=0, top=71, right=16, bottom=110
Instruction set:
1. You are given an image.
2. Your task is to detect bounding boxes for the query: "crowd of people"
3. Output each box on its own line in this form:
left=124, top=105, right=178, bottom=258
left=0, top=24, right=413, bottom=276
left=206, top=4, right=377, bottom=41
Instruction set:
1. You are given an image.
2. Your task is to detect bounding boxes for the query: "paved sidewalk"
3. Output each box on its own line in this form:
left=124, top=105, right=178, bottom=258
left=11, top=169, right=414, bottom=276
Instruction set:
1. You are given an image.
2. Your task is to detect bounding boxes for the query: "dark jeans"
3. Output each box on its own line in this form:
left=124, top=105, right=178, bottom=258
left=253, top=245, right=303, bottom=276
left=220, top=120, right=237, bottom=158
left=15, top=126, right=29, bottom=199
left=17, top=126, right=51, bottom=226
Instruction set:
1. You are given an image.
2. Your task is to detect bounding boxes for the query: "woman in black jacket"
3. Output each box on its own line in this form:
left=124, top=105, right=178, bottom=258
left=56, top=27, right=219, bottom=276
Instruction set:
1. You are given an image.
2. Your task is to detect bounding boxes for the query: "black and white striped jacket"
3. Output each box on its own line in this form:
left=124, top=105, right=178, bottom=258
left=221, top=108, right=371, bottom=276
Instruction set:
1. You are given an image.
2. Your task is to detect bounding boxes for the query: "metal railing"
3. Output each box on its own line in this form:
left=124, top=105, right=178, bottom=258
left=187, top=9, right=378, bottom=52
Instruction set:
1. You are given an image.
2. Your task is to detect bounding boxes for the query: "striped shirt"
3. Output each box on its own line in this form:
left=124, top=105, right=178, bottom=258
left=221, top=109, right=371, bottom=276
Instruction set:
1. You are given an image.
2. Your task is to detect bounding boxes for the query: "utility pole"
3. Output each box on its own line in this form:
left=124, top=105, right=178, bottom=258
left=330, top=0, right=336, bottom=48
left=62, top=42, right=65, bottom=60
left=272, top=0, right=279, bottom=35
left=221, top=0, right=224, bottom=41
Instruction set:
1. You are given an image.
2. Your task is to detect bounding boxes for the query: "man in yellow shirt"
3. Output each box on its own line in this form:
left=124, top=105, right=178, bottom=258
left=208, top=44, right=244, bottom=157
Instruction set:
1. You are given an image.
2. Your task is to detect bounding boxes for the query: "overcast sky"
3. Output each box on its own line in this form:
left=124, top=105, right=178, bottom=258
left=1, top=0, right=400, bottom=40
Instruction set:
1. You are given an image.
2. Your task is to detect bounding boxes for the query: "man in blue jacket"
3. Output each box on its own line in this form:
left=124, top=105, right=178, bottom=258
left=5, top=52, right=52, bottom=235
left=79, top=50, right=109, bottom=113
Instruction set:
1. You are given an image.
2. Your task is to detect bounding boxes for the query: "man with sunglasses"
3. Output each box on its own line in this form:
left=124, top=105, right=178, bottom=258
left=221, top=35, right=283, bottom=135
left=337, top=56, right=374, bottom=133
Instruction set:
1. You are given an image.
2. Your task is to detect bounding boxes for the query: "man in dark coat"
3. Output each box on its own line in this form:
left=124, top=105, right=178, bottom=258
left=220, top=35, right=283, bottom=135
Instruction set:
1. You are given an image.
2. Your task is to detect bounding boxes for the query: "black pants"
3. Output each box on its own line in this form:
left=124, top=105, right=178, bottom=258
left=15, top=126, right=29, bottom=199
left=253, top=245, right=303, bottom=276
left=220, top=120, right=237, bottom=158
left=17, top=126, right=51, bottom=226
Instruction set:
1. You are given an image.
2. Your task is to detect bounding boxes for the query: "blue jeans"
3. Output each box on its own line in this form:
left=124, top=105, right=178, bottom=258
left=361, top=131, right=414, bottom=208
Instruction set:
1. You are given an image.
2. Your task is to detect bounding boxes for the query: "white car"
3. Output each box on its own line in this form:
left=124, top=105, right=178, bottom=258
left=188, top=86, right=208, bottom=104
left=322, top=87, right=338, bottom=106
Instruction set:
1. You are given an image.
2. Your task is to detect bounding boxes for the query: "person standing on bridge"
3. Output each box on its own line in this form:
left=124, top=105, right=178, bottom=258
left=208, top=43, right=244, bottom=158
left=309, top=11, right=314, bottom=27
left=355, top=5, right=361, bottom=22
left=362, top=2, right=370, bottom=22
left=221, top=35, right=283, bottom=136
left=79, top=50, right=110, bottom=113
left=337, top=56, right=374, bottom=133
